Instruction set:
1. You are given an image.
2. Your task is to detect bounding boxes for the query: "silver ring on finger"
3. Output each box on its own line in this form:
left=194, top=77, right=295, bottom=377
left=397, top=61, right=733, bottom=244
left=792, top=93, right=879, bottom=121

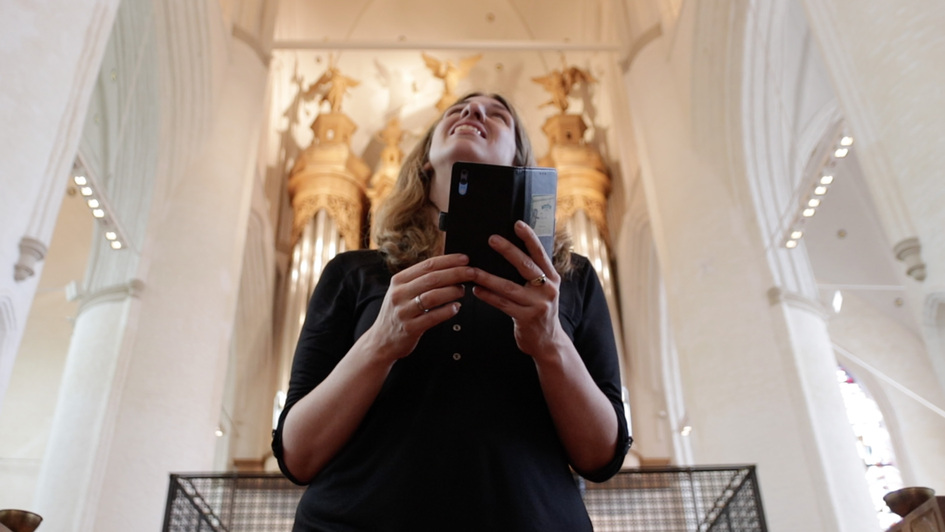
left=527, top=273, right=547, bottom=287
left=414, top=294, right=429, bottom=313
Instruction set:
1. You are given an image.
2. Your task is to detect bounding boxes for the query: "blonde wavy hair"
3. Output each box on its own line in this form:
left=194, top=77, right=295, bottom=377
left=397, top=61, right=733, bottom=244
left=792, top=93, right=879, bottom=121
left=372, top=92, right=572, bottom=275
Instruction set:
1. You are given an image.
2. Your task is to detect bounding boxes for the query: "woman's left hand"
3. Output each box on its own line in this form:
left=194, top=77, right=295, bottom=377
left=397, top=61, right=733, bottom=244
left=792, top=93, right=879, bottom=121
left=471, top=220, right=563, bottom=358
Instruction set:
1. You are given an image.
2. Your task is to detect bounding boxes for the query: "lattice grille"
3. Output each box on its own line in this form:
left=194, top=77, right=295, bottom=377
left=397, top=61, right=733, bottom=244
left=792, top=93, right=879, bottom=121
left=164, top=466, right=767, bottom=532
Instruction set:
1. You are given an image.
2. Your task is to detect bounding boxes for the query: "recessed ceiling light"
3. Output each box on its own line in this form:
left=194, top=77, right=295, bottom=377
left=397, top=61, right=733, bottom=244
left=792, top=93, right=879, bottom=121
left=814, top=186, right=827, bottom=195
left=820, top=175, right=834, bottom=185
left=802, top=208, right=816, bottom=217
left=790, top=230, right=803, bottom=239
left=834, top=147, right=849, bottom=158
left=808, top=198, right=821, bottom=207
left=785, top=240, right=798, bottom=249
left=840, top=136, right=854, bottom=146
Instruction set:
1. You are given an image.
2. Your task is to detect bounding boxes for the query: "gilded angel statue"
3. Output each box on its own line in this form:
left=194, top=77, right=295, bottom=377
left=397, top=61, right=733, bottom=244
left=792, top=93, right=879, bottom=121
left=303, top=66, right=360, bottom=113
left=531, top=63, right=597, bottom=113
left=422, top=52, right=483, bottom=111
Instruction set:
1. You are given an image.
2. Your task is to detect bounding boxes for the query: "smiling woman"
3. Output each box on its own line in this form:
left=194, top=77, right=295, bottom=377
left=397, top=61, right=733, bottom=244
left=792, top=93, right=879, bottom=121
left=272, top=92, right=631, bottom=531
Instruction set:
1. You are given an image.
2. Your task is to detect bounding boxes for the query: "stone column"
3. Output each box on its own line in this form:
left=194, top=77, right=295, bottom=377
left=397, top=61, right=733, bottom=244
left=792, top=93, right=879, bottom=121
left=800, top=0, right=945, bottom=387
left=623, top=16, right=876, bottom=531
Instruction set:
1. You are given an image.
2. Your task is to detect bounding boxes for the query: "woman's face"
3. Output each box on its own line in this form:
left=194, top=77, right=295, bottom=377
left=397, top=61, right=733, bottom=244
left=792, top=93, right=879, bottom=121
left=427, top=95, right=518, bottom=212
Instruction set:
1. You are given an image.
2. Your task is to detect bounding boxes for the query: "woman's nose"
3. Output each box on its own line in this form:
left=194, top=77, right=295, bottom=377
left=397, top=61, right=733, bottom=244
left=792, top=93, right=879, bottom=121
left=460, top=101, right=485, bottom=120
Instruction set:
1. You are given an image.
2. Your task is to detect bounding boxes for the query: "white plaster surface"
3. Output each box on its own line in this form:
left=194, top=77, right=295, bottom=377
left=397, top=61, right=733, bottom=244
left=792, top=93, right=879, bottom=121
left=625, top=23, right=876, bottom=531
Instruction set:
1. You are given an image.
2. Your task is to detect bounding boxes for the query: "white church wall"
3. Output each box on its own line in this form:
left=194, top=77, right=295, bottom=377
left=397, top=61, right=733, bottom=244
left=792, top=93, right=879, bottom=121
left=77, top=40, right=269, bottom=531
left=27, top=1, right=171, bottom=526
left=0, top=0, right=121, bottom=409
left=800, top=0, right=945, bottom=393
left=614, top=202, right=678, bottom=464
left=22, top=1, right=274, bottom=529
left=623, top=1, right=879, bottom=529
left=626, top=33, right=818, bottom=532
left=221, top=194, right=278, bottom=468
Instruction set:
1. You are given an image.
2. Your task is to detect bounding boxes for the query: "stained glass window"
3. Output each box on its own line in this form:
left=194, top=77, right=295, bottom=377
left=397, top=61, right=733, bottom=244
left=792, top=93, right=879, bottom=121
left=836, top=365, right=903, bottom=529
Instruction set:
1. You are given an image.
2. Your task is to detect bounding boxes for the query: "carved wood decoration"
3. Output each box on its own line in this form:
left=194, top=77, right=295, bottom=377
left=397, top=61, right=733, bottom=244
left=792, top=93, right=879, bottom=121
left=288, top=94, right=371, bottom=250
left=535, top=101, right=612, bottom=243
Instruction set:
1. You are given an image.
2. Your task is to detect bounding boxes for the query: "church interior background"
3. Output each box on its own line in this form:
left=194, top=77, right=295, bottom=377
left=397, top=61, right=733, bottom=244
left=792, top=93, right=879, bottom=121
left=2, top=0, right=945, bottom=530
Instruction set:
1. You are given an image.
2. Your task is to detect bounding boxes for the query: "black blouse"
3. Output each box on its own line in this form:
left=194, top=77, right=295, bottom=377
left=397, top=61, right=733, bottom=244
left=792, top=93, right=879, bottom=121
left=273, top=250, right=631, bottom=531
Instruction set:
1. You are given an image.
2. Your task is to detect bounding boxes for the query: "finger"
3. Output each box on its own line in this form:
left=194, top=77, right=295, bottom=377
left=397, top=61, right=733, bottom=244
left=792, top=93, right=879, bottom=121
left=471, top=268, right=547, bottom=309
left=391, top=257, right=475, bottom=313
left=471, top=268, right=527, bottom=299
left=411, top=285, right=465, bottom=313
left=397, top=265, right=476, bottom=306
left=487, top=233, right=549, bottom=285
left=513, top=221, right=558, bottom=281
left=470, top=284, right=518, bottom=314
left=403, top=301, right=463, bottom=334
left=472, top=283, right=554, bottom=324
left=395, top=253, right=469, bottom=285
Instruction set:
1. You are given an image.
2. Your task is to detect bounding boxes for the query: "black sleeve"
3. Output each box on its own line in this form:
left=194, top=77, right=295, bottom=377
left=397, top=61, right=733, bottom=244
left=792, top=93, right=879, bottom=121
left=271, top=253, right=359, bottom=485
left=569, top=255, right=633, bottom=483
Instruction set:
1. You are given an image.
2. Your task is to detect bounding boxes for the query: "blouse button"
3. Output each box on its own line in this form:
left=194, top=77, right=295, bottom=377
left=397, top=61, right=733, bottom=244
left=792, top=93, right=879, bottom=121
left=452, top=324, right=461, bottom=332
left=452, top=353, right=462, bottom=361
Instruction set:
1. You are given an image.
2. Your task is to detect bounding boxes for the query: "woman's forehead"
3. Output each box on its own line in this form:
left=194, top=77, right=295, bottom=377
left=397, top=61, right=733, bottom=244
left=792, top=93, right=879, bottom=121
left=452, top=94, right=511, bottom=113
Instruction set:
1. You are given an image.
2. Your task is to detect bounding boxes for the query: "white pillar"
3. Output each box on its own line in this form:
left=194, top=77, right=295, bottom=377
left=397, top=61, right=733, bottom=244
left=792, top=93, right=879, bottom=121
left=0, top=0, right=120, bottom=408
left=623, top=20, right=875, bottom=531
left=32, top=289, right=142, bottom=530
left=33, top=38, right=269, bottom=530
left=772, top=293, right=881, bottom=530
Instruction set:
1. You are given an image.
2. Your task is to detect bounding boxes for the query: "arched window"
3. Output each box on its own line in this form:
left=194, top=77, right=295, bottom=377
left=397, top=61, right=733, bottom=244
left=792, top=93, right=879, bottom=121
left=836, top=365, right=903, bottom=529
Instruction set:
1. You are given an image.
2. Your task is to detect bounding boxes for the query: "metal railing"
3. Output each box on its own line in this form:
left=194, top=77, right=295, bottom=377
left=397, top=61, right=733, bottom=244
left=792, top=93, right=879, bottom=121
left=164, top=465, right=767, bottom=531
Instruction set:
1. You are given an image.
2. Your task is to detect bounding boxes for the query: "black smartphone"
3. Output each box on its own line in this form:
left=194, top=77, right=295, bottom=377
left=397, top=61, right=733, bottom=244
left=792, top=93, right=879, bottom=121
left=443, top=162, right=557, bottom=283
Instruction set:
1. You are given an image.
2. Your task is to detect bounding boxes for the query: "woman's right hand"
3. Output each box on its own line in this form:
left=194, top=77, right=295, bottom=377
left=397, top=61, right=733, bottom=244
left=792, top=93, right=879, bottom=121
left=366, top=253, right=474, bottom=361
